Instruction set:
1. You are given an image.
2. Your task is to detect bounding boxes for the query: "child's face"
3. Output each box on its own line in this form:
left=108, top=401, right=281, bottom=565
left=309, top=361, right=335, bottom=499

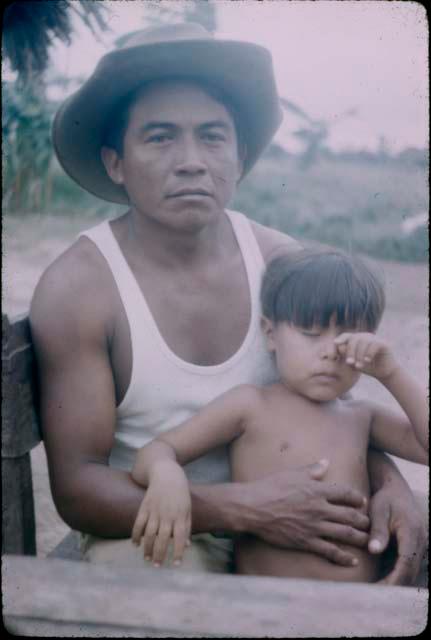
left=262, top=315, right=362, bottom=402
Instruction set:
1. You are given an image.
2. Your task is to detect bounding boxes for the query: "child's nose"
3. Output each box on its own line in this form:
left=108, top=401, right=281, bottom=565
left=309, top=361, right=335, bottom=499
left=320, top=340, right=339, bottom=361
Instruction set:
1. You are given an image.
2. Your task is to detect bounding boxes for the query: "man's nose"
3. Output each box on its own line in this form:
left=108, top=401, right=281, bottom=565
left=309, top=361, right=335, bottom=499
left=175, top=137, right=207, bottom=175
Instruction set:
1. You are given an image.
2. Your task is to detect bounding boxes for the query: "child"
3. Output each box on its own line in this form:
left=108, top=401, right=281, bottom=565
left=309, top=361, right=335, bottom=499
left=130, top=248, right=428, bottom=583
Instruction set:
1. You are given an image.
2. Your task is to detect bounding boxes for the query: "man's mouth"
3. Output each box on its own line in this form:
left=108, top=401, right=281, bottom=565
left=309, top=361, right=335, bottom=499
left=167, top=188, right=212, bottom=198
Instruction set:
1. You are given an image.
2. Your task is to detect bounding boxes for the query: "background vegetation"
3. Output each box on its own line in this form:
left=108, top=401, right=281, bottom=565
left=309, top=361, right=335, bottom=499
left=3, top=0, right=428, bottom=263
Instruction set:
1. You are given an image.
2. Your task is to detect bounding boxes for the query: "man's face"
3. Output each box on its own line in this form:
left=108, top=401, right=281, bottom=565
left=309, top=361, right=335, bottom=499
left=103, top=81, right=242, bottom=233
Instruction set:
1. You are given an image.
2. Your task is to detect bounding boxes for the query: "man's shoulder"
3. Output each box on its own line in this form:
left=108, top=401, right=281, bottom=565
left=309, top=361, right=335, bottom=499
left=34, top=235, right=108, bottom=303
left=248, top=218, right=302, bottom=264
left=30, top=235, right=114, bottom=343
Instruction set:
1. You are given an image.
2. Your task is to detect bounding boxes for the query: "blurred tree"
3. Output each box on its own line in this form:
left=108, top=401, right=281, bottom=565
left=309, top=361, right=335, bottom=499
left=2, top=0, right=110, bottom=212
left=2, top=80, right=56, bottom=211
left=3, top=0, right=109, bottom=81
left=143, top=0, right=216, bottom=33
left=115, top=0, right=217, bottom=48
left=280, top=97, right=358, bottom=170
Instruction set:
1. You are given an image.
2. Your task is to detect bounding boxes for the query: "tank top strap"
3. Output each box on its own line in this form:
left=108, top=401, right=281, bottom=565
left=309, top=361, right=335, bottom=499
left=78, top=221, right=151, bottom=349
left=225, top=209, right=265, bottom=311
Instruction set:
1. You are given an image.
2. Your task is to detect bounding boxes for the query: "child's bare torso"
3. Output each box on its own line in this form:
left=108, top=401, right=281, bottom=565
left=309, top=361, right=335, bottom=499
left=230, top=384, right=380, bottom=582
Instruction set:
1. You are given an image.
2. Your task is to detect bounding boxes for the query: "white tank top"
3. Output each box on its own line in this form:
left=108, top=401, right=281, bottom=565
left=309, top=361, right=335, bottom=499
left=80, top=209, right=278, bottom=484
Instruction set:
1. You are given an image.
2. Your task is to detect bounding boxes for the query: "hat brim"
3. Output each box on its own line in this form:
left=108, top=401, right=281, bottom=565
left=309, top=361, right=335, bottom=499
left=53, top=38, right=283, bottom=204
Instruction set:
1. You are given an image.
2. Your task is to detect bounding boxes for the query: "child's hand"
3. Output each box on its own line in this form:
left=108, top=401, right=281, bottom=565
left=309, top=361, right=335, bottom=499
left=334, top=332, right=399, bottom=380
left=131, top=461, right=192, bottom=567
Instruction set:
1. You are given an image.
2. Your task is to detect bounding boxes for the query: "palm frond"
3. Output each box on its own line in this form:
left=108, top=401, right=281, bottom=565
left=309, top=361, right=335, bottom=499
left=3, top=0, right=110, bottom=80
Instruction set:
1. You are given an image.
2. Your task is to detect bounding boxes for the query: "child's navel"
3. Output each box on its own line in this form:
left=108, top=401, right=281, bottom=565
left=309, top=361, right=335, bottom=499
left=279, top=441, right=289, bottom=453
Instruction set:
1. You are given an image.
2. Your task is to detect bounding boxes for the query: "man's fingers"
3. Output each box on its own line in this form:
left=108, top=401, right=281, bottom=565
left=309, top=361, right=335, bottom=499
left=368, top=496, right=391, bottom=555
left=320, top=522, right=369, bottom=548
left=325, top=484, right=367, bottom=510
left=379, top=531, right=422, bottom=586
left=310, top=538, right=358, bottom=567
left=131, top=508, right=149, bottom=545
left=378, top=552, right=417, bottom=586
left=326, top=504, right=370, bottom=531
left=307, top=459, right=330, bottom=480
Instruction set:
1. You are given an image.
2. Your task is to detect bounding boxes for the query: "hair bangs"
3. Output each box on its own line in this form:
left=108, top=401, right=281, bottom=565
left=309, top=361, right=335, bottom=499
left=261, top=250, right=385, bottom=332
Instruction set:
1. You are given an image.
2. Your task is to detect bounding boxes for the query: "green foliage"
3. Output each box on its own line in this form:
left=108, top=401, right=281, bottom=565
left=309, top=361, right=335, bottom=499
left=2, top=80, right=56, bottom=212
left=138, top=0, right=217, bottom=33
left=3, top=0, right=109, bottom=81
left=233, top=149, right=428, bottom=263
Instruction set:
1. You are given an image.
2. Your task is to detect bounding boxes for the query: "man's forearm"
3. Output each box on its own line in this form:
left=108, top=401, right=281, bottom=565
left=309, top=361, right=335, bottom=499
left=190, top=482, right=247, bottom=536
left=367, top=447, right=409, bottom=494
left=56, top=462, right=243, bottom=539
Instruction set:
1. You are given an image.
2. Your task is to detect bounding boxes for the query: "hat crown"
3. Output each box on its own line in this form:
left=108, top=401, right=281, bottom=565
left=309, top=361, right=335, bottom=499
left=120, top=22, right=211, bottom=49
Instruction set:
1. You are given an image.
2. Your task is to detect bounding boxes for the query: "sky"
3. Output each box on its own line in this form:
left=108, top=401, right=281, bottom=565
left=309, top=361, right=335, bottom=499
left=47, top=0, right=428, bottom=153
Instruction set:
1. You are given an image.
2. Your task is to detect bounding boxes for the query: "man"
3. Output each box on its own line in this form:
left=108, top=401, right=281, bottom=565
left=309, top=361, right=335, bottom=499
left=30, top=23, right=426, bottom=581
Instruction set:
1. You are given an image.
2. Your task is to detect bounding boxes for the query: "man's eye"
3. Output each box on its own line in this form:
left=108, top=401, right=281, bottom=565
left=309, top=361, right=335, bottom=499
left=302, top=330, right=320, bottom=337
left=202, top=132, right=225, bottom=142
left=147, top=134, right=173, bottom=143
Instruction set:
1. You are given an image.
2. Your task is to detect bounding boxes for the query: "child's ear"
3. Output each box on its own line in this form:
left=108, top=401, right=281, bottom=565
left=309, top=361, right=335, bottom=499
left=261, top=316, right=276, bottom=352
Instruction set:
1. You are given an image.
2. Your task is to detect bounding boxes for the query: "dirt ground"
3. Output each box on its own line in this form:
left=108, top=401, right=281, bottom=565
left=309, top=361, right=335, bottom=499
left=2, top=213, right=429, bottom=556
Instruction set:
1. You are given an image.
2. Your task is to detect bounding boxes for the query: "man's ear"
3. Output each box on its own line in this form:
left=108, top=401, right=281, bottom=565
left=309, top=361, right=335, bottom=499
left=236, top=146, right=245, bottom=184
left=101, top=146, right=124, bottom=185
left=260, top=316, right=276, bottom=352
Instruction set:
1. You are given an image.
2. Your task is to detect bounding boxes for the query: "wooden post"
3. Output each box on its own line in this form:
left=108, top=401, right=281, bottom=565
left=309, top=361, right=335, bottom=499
left=2, top=314, right=41, bottom=555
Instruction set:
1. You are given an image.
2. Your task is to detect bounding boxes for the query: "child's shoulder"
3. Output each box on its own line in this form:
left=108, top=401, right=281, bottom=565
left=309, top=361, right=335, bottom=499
left=231, top=384, right=266, bottom=407
left=339, top=393, right=374, bottom=418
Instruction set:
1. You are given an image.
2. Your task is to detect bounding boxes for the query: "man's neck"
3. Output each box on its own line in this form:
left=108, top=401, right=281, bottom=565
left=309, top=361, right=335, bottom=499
left=124, top=208, right=235, bottom=270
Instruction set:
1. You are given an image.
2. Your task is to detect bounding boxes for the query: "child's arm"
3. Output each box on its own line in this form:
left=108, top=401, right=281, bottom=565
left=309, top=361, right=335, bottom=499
left=132, top=384, right=258, bottom=483
left=335, top=332, right=428, bottom=464
left=131, top=453, right=192, bottom=566
left=131, top=385, right=260, bottom=565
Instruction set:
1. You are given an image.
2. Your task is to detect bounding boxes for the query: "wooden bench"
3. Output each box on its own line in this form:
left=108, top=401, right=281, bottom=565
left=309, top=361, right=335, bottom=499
left=2, top=312, right=428, bottom=636
left=2, top=312, right=80, bottom=561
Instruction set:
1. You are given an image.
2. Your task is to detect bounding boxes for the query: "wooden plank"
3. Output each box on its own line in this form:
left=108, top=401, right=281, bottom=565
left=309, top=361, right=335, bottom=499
left=2, top=313, right=41, bottom=458
left=2, top=555, right=428, bottom=637
left=1, top=457, right=36, bottom=555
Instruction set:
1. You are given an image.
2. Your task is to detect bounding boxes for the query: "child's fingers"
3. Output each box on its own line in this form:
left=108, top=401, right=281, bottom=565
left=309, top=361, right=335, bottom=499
left=151, top=522, right=172, bottom=566
left=343, top=335, right=360, bottom=367
left=131, top=507, right=149, bottom=545
left=333, top=332, right=353, bottom=345
left=361, top=340, right=380, bottom=365
left=172, top=517, right=192, bottom=566
left=143, top=515, right=159, bottom=561
left=353, top=337, right=373, bottom=368
left=334, top=333, right=358, bottom=365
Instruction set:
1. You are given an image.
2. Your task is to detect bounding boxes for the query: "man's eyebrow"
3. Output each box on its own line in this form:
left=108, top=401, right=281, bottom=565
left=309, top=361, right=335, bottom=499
left=199, top=120, right=231, bottom=130
left=139, top=122, right=176, bottom=133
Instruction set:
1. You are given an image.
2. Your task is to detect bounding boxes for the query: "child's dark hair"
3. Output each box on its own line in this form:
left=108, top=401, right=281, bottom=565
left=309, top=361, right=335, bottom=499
left=261, top=248, right=385, bottom=332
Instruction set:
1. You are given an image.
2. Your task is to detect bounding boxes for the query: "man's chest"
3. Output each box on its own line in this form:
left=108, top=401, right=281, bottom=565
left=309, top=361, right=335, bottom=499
left=108, top=258, right=252, bottom=402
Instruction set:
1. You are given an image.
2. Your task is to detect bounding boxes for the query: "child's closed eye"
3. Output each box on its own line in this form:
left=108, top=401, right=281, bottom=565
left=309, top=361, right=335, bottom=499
left=301, top=330, right=321, bottom=337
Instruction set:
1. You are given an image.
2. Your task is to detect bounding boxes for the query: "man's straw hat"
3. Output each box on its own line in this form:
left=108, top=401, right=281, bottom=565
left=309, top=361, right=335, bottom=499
left=53, top=22, right=283, bottom=204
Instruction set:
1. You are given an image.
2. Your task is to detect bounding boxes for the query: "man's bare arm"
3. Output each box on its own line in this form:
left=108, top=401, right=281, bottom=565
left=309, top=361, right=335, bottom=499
left=30, top=247, right=149, bottom=537
left=367, top=449, right=427, bottom=585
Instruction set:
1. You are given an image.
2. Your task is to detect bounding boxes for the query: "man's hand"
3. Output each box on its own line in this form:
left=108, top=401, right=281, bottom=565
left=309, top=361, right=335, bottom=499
left=368, top=484, right=427, bottom=585
left=240, top=460, right=370, bottom=566
left=131, top=461, right=192, bottom=567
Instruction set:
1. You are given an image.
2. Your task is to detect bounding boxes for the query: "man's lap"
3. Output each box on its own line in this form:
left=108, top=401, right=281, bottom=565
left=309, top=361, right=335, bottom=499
left=80, top=491, right=427, bottom=584
left=81, top=532, right=234, bottom=573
